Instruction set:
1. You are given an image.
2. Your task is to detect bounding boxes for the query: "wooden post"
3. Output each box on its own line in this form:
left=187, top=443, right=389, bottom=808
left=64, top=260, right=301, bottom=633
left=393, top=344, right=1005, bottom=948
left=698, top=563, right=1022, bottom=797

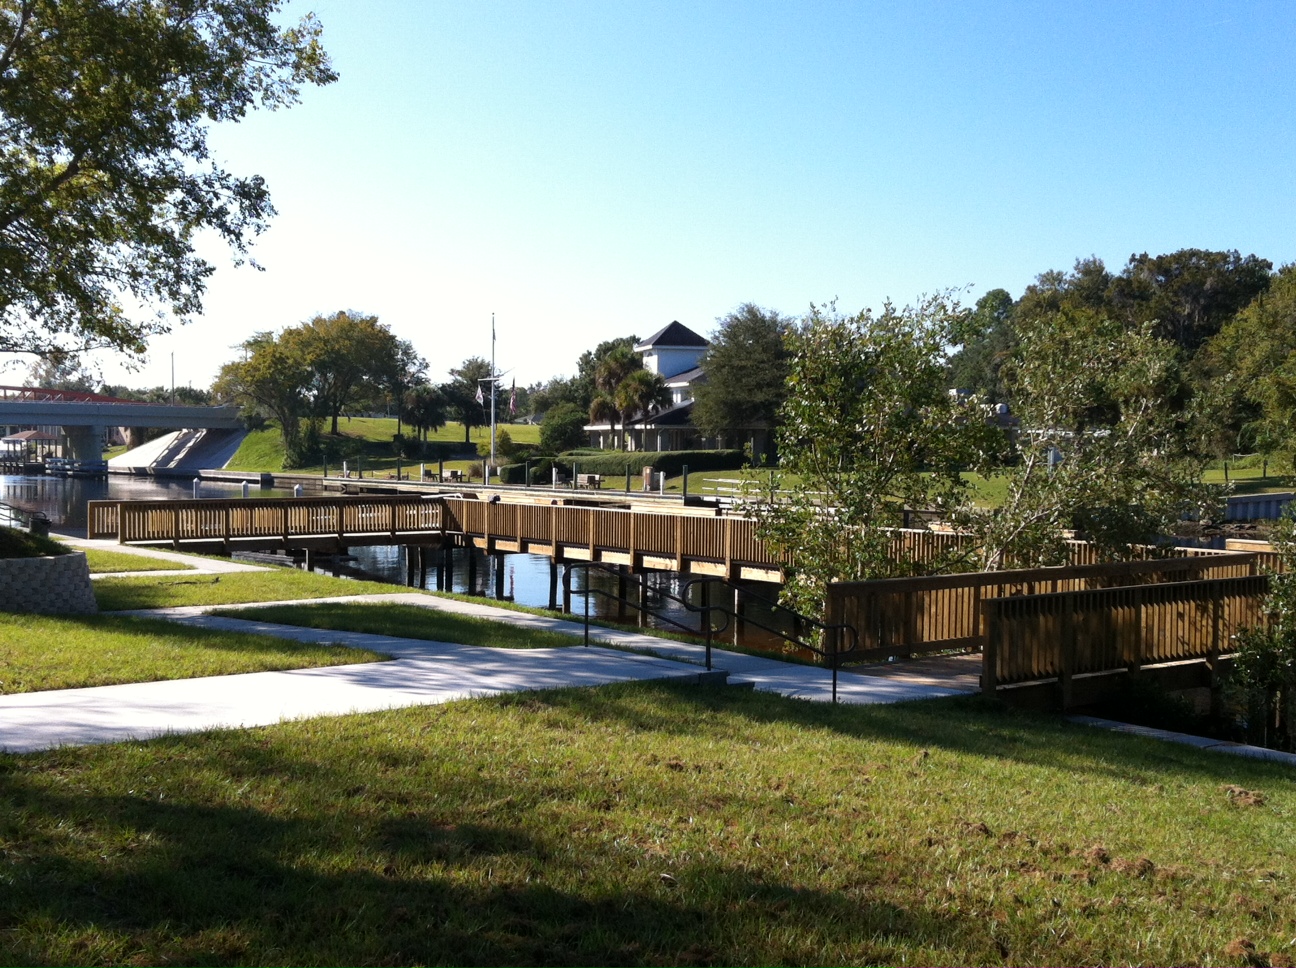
left=617, top=565, right=628, bottom=621
left=405, top=546, right=416, bottom=586
left=494, top=553, right=505, bottom=599
left=1209, top=581, right=1223, bottom=695
left=1060, top=592, right=1076, bottom=710
left=980, top=601, right=996, bottom=696
left=561, top=564, right=572, bottom=613
left=732, top=584, right=743, bottom=646
left=724, top=517, right=734, bottom=580
left=419, top=547, right=428, bottom=589
left=548, top=558, right=559, bottom=610
left=467, top=548, right=477, bottom=595
left=1130, top=585, right=1145, bottom=675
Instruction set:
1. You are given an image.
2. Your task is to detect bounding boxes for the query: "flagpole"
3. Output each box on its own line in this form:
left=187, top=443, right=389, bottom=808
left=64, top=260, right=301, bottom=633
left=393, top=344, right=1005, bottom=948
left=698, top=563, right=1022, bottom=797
left=490, top=313, right=497, bottom=471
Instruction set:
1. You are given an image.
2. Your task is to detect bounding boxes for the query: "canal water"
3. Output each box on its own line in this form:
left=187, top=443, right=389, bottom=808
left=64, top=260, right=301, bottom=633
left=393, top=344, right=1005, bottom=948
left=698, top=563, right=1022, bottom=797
left=2, top=474, right=794, bottom=654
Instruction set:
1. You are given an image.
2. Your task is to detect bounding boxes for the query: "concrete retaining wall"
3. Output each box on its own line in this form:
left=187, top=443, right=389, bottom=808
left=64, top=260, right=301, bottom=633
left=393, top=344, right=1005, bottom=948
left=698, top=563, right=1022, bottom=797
left=0, top=552, right=98, bottom=615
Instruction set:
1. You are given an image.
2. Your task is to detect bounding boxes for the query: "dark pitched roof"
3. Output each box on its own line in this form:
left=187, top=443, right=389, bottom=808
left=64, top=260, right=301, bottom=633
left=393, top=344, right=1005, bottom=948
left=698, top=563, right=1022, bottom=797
left=635, top=320, right=708, bottom=350
left=625, top=400, right=694, bottom=427
left=664, top=366, right=705, bottom=385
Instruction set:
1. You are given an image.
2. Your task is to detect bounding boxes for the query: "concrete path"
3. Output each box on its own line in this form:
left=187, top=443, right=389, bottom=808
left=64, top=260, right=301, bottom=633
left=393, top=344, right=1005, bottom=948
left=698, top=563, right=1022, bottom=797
left=65, top=535, right=269, bottom=579
left=1, top=580, right=974, bottom=754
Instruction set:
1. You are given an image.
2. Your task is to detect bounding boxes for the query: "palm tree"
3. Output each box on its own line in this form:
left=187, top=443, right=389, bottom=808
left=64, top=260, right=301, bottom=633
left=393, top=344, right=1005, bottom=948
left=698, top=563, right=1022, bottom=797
left=615, top=369, right=671, bottom=450
left=589, top=391, right=620, bottom=449
left=401, top=384, right=447, bottom=445
left=592, top=345, right=640, bottom=448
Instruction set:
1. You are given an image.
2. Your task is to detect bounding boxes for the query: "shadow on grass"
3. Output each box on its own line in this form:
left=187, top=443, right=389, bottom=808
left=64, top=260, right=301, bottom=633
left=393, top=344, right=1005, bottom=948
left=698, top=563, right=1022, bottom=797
left=0, top=736, right=977, bottom=966
left=521, top=680, right=1296, bottom=789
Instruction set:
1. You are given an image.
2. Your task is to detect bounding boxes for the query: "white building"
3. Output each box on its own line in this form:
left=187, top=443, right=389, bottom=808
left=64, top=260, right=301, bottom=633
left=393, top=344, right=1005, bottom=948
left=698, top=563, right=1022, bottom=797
left=586, top=321, right=710, bottom=452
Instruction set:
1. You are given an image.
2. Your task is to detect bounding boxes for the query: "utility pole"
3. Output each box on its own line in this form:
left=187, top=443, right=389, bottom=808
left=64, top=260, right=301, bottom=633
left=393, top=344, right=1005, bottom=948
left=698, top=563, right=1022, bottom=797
left=490, top=313, right=497, bottom=471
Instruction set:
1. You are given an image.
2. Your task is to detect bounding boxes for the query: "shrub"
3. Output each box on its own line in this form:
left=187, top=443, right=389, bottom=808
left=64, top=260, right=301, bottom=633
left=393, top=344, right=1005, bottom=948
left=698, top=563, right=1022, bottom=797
left=1232, top=510, right=1296, bottom=751
left=0, top=526, right=70, bottom=559
left=540, top=403, right=589, bottom=453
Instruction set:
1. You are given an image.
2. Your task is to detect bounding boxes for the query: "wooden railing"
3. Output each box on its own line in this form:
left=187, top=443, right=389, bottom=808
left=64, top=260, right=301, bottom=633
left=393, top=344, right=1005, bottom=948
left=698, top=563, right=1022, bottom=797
left=981, top=575, right=1271, bottom=704
left=440, top=498, right=778, bottom=572
left=90, top=495, right=445, bottom=546
left=824, top=553, right=1263, bottom=662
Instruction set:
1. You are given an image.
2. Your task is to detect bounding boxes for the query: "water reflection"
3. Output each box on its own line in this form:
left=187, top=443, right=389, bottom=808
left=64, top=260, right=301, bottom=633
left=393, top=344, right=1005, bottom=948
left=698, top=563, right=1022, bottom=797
left=1, top=473, right=293, bottom=532
left=341, top=544, right=794, bottom=653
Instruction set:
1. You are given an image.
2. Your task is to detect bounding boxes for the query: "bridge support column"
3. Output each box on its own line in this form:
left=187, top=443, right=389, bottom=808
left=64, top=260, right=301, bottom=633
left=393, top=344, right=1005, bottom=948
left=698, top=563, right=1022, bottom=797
left=304, top=549, right=316, bottom=573
left=561, top=564, right=572, bottom=613
left=467, top=549, right=477, bottom=595
left=638, top=570, right=649, bottom=627
left=405, top=546, right=417, bottom=587
left=547, top=559, right=559, bottom=610
left=419, top=547, right=428, bottom=589
left=62, top=424, right=105, bottom=462
left=493, top=553, right=505, bottom=599
left=616, top=565, right=628, bottom=621
left=333, top=549, right=344, bottom=577
left=732, top=586, right=744, bottom=646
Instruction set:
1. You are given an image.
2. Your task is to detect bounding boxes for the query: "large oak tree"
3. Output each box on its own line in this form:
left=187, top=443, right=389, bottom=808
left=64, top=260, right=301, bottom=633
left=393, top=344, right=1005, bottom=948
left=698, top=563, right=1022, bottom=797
left=0, top=0, right=335, bottom=363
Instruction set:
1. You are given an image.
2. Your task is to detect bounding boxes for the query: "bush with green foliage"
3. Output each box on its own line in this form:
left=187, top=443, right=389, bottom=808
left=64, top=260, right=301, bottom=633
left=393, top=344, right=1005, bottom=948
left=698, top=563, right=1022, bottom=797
left=1232, top=512, right=1296, bottom=751
left=540, top=402, right=589, bottom=453
left=0, top=526, right=70, bottom=559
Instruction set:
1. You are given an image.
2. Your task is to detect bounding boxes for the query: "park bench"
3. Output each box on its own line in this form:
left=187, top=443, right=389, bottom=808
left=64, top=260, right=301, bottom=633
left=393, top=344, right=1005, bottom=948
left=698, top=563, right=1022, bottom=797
left=575, top=473, right=603, bottom=489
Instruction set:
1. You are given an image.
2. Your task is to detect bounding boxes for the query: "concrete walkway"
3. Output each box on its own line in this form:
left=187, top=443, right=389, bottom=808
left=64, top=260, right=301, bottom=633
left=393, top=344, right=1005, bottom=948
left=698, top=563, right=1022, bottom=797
left=66, top=535, right=269, bottom=579
left=1, top=550, right=974, bottom=753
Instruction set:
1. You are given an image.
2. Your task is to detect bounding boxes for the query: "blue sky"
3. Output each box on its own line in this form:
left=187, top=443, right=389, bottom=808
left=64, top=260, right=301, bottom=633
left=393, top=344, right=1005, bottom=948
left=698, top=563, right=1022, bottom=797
left=92, top=0, right=1296, bottom=391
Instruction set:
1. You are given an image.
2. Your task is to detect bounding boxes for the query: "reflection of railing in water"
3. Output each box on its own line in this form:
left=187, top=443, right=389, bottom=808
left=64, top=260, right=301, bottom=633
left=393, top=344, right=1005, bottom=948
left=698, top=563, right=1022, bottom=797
left=563, top=562, right=860, bottom=702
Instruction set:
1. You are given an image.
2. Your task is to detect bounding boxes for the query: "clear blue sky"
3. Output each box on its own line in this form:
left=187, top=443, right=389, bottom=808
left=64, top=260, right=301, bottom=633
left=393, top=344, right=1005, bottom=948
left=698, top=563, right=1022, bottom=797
left=93, top=0, right=1296, bottom=392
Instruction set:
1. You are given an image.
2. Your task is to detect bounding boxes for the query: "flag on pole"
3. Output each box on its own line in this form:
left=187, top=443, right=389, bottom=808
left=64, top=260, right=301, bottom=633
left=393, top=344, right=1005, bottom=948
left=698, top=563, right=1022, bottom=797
left=509, top=380, right=516, bottom=416
left=475, top=382, right=484, bottom=405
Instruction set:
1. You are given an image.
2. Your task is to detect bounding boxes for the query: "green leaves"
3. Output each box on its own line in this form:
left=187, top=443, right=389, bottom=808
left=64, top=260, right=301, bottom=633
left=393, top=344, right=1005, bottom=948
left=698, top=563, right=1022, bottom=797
left=757, top=295, right=987, bottom=614
left=0, top=0, right=336, bottom=362
left=956, top=309, right=1218, bottom=569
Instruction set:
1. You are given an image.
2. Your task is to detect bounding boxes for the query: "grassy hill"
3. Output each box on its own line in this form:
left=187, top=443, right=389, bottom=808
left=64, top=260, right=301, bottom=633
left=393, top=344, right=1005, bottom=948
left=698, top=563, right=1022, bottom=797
left=224, top=418, right=540, bottom=475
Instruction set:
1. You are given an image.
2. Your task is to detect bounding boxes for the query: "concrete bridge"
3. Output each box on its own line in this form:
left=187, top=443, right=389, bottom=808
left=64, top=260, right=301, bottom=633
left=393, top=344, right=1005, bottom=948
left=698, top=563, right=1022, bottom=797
left=0, top=386, right=241, bottom=463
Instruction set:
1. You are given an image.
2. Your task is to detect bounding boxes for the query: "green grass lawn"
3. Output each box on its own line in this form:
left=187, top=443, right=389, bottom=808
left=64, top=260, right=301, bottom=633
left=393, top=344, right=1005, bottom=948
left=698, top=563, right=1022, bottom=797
left=225, top=418, right=540, bottom=475
left=1202, top=463, right=1296, bottom=494
left=221, top=601, right=584, bottom=650
left=93, top=568, right=404, bottom=611
left=1, top=683, right=1292, bottom=965
left=81, top=548, right=194, bottom=573
left=0, top=612, right=385, bottom=693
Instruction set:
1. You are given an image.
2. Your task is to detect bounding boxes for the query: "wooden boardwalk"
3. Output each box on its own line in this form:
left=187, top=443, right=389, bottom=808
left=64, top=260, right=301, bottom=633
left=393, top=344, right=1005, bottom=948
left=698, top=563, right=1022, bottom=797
left=88, top=494, right=785, bottom=581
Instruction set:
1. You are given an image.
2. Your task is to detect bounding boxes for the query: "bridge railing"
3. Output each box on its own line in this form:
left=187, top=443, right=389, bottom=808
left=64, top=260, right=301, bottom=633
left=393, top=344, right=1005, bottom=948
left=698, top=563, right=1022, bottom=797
left=90, top=495, right=446, bottom=545
left=439, top=498, right=779, bottom=570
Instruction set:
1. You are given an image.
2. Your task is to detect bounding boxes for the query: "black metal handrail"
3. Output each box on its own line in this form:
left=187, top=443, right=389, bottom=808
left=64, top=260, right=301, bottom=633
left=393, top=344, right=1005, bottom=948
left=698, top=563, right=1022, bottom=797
left=0, top=499, right=49, bottom=534
left=561, top=563, right=860, bottom=702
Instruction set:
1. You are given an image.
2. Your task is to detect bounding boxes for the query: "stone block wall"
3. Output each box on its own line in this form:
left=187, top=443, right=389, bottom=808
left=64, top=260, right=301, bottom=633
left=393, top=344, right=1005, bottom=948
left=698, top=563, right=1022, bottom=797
left=0, top=552, right=98, bottom=615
